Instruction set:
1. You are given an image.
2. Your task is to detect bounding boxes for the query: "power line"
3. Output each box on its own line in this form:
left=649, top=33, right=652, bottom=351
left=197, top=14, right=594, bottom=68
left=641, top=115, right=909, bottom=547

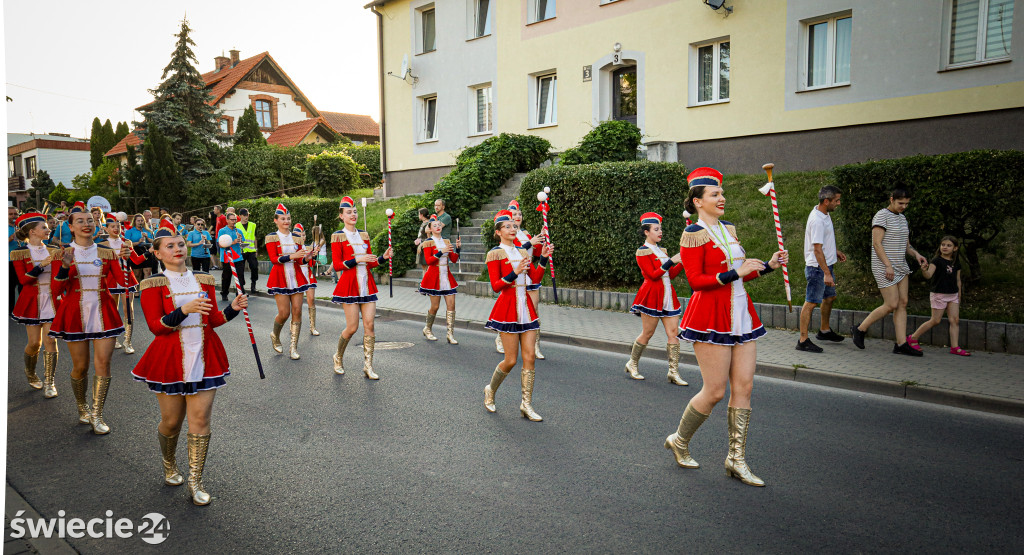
left=5, top=82, right=133, bottom=108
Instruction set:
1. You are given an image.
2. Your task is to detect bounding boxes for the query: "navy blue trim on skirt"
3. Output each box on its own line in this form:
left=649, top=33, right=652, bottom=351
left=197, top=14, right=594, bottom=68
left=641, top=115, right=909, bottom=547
left=418, top=286, right=457, bottom=296
left=526, top=283, right=541, bottom=291
left=485, top=320, right=540, bottom=334
left=48, top=327, right=125, bottom=342
left=269, top=284, right=312, bottom=296
left=678, top=325, right=766, bottom=345
left=630, top=304, right=682, bottom=318
left=11, top=315, right=55, bottom=326
left=332, top=294, right=378, bottom=305
left=133, top=373, right=229, bottom=395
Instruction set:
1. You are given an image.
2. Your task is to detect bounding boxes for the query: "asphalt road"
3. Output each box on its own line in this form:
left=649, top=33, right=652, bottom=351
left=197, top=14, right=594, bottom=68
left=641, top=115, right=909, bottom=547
left=5, top=297, right=1024, bottom=553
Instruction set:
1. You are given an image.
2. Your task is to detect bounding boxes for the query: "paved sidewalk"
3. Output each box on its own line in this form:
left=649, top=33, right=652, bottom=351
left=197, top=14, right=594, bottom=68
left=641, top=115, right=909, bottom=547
left=236, top=273, right=1023, bottom=416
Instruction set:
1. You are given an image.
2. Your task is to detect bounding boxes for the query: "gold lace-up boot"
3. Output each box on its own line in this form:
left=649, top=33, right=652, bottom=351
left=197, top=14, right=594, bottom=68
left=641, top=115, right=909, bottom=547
left=158, top=432, right=184, bottom=486
left=309, top=304, right=320, bottom=336
left=495, top=334, right=504, bottom=354
left=483, top=365, right=509, bottom=413
left=445, top=311, right=458, bottom=344
left=422, top=313, right=438, bottom=341
left=123, top=324, right=136, bottom=354
left=91, top=376, right=111, bottom=435
left=186, top=433, right=212, bottom=505
left=363, top=336, right=379, bottom=380
left=334, top=334, right=351, bottom=375
left=666, top=344, right=688, bottom=386
left=70, top=376, right=91, bottom=424
left=289, top=320, right=301, bottom=360
left=519, top=367, right=542, bottom=422
left=625, top=340, right=646, bottom=380
left=534, top=331, right=545, bottom=360
left=725, top=407, right=765, bottom=486
left=664, top=402, right=709, bottom=469
left=270, top=321, right=284, bottom=353
left=42, top=351, right=59, bottom=398
left=24, top=351, right=42, bottom=389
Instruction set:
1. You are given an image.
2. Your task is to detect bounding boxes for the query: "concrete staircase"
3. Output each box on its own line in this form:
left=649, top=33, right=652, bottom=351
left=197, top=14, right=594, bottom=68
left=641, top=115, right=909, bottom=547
left=391, top=173, right=526, bottom=289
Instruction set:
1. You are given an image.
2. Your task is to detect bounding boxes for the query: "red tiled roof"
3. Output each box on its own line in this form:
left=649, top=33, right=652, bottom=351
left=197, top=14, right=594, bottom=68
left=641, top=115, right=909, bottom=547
left=105, top=131, right=143, bottom=157
left=266, top=117, right=338, bottom=147
left=321, top=112, right=379, bottom=138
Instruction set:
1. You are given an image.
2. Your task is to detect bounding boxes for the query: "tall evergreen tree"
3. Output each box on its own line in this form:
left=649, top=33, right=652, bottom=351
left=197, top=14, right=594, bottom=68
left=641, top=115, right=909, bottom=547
left=233, top=106, right=267, bottom=147
left=89, top=117, right=104, bottom=169
left=124, top=144, right=145, bottom=211
left=140, top=18, right=219, bottom=182
left=101, top=119, right=116, bottom=158
left=114, top=121, right=130, bottom=143
left=142, top=126, right=183, bottom=208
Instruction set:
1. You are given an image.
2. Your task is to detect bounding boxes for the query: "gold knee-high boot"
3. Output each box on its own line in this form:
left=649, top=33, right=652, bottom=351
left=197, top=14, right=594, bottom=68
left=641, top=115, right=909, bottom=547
left=666, top=344, right=688, bottom=386
left=534, top=331, right=545, bottom=360
left=664, top=402, right=709, bottom=469
left=445, top=311, right=458, bottom=344
left=289, top=320, right=301, bottom=360
left=123, top=323, right=136, bottom=354
left=42, top=351, right=58, bottom=398
left=495, top=334, right=504, bottom=354
left=334, top=334, right=351, bottom=375
left=625, top=340, right=646, bottom=380
left=24, top=351, right=42, bottom=389
left=483, top=365, right=509, bottom=413
left=186, top=433, right=212, bottom=505
left=158, top=431, right=184, bottom=486
left=423, top=313, right=438, bottom=341
left=309, top=304, right=320, bottom=336
left=363, top=335, right=379, bottom=380
left=519, top=367, right=542, bottom=422
left=91, top=376, right=111, bottom=435
left=725, top=407, right=764, bottom=486
left=70, top=376, right=91, bottom=424
left=271, top=321, right=284, bottom=353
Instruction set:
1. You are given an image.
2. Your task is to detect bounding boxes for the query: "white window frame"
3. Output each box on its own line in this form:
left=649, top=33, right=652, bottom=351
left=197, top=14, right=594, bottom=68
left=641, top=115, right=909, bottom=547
left=468, top=0, right=492, bottom=39
left=942, top=0, right=1014, bottom=69
left=799, top=12, right=852, bottom=91
left=420, top=95, right=438, bottom=143
left=469, top=84, right=493, bottom=136
left=688, top=38, right=730, bottom=107
left=529, top=72, right=558, bottom=128
left=600, top=0, right=625, bottom=5
left=528, top=0, right=556, bottom=24
left=416, top=4, right=437, bottom=55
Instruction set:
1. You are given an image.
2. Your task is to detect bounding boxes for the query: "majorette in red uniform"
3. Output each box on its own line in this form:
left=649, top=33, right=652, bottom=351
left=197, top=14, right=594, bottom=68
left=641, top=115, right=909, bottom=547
left=99, top=213, right=148, bottom=354
left=292, top=223, right=322, bottom=337
left=11, top=212, right=62, bottom=396
left=265, top=204, right=313, bottom=360
left=418, top=214, right=462, bottom=344
left=664, top=167, right=787, bottom=488
left=625, top=211, right=688, bottom=385
left=497, top=200, right=549, bottom=358
left=130, top=219, right=247, bottom=506
left=331, top=196, right=390, bottom=379
left=482, top=210, right=552, bottom=422
left=48, top=201, right=128, bottom=435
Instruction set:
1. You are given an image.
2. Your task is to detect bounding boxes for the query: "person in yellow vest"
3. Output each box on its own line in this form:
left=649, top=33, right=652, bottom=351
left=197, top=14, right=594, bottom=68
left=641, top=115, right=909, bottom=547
left=235, top=209, right=259, bottom=295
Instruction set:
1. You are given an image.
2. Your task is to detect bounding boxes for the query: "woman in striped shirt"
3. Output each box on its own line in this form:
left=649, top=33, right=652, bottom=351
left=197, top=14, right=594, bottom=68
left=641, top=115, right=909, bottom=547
left=851, top=189, right=929, bottom=356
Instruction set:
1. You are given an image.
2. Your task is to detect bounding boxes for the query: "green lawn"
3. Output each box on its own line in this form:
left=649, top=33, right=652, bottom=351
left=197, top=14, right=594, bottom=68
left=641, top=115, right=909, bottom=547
left=328, top=188, right=424, bottom=236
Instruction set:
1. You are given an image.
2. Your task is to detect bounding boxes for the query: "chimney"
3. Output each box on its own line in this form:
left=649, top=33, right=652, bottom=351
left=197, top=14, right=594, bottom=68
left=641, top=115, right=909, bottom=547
left=229, top=49, right=240, bottom=66
left=214, top=55, right=231, bottom=71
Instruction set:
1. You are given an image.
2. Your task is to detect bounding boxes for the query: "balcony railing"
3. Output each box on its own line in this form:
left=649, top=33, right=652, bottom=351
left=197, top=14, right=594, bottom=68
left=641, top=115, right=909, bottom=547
left=8, top=175, right=25, bottom=191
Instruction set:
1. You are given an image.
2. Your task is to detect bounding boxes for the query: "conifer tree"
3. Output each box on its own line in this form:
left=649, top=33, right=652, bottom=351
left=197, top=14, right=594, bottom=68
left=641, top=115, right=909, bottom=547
left=89, top=117, right=104, bottom=169
left=142, top=126, right=183, bottom=208
left=233, top=106, right=267, bottom=147
left=114, top=121, right=130, bottom=143
left=101, top=119, right=115, bottom=157
left=124, top=144, right=145, bottom=211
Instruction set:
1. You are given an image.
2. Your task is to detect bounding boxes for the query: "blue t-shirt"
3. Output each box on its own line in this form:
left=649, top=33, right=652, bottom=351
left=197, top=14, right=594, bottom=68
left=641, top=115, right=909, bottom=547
left=124, top=227, right=154, bottom=246
left=218, top=226, right=242, bottom=263
left=53, top=221, right=73, bottom=246
left=8, top=224, right=22, bottom=253
left=187, top=230, right=212, bottom=258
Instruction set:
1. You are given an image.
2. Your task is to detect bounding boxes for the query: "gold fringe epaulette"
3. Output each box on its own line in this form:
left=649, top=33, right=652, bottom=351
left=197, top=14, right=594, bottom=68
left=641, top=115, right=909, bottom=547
left=331, top=232, right=345, bottom=243
left=421, top=239, right=434, bottom=249
left=139, top=275, right=170, bottom=291
left=9, top=248, right=31, bottom=261
left=47, top=246, right=60, bottom=256
left=635, top=246, right=652, bottom=257
left=724, top=224, right=739, bottom=242
left=485, top=248, right=507, bottom=262
left=359, top=231, right=370, bottom=242
left=680, top=228, right=711, bottom=249
left=517, top=247, right=529, bottom=258
left=97, top=246, right=118, bottom=260
left=265, top=234, right=280, bottom=243
left=195, top=273, right=217, bottom=286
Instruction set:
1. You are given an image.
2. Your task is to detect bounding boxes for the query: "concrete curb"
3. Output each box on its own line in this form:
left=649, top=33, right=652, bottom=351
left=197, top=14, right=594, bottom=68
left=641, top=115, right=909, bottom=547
left=242, top=291, right=1024, bottom=419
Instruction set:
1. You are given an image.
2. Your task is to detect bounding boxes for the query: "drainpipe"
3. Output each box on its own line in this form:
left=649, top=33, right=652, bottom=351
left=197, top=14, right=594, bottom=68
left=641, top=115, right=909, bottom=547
left=370, top=4, right=388, bottom=197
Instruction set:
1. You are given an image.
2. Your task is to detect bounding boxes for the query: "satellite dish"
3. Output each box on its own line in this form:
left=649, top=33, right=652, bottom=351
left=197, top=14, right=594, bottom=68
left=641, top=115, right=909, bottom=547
left=400, top=55, right=409, bottom=79
left=703, top=0, right=733, bottom=14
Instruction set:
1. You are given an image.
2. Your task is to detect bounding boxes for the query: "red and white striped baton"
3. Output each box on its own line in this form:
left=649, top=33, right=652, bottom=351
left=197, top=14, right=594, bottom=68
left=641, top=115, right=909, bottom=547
left=385, top=209, right=394, bottom=298
left=536, top=188, right=558, bottom=303
left=758, top=163, right=792, bottom=312
left=219, top=238, right=265, bottom=378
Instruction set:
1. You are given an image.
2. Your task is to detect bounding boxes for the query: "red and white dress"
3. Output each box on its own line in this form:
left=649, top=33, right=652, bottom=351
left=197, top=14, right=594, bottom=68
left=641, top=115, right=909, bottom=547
left=484, top=245, right=548, bottom=333
left=265, top=231, right=312, bottom=296
left=418, top=235, right=460, bottom=296
left=677, top=220, right=773, bottom=345
left=98, top=235, right=147, bottom=294
left=631, top=242, right=683, bottom=318
left=48, top=243, right=126, bottom=342
left=514, top=229, right=544, bottom=292
left=331, top=228, right=383, bottom=304
left=131, top=271, right=239, bottom=394
left=11, top=244, right=62, bottom=325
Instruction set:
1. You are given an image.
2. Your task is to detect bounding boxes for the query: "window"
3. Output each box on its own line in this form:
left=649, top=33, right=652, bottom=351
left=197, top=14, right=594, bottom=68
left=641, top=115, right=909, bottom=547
left=422, top=7, right=437, bottom=53
left=254, top=100, right=272, bottom=128
left=536, top=74, right=557, bottom=125
left=473, top=0, right=492, bottom=38
left=530, top=0, right=556, bottom=23
left=694, top=39, right=730, bottom=104
left=25, top=156, right=37, bottom=179
left=803, top=14, right=851, bottom=88
left=948, top=0, right=1014, bottom=66
left=219, top=119, right=230, bottom=134
left=422, top=95, right=438, bottom=141
left=612, top=66, right=637, bottom=124
left=472, top=85, right=493, bottom=134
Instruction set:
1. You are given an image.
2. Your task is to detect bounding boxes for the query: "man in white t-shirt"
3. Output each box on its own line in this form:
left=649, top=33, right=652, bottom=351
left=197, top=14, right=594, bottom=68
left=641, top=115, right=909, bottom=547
left=797, top=185, right=847, bottom=353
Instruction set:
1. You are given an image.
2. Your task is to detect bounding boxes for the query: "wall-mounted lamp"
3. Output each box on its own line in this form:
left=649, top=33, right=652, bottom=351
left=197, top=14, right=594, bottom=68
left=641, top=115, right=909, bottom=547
left=614, top=42, right=622, bottom=52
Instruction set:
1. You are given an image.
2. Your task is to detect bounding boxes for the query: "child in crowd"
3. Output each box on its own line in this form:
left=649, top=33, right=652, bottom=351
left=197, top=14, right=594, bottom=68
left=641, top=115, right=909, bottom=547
left=908, top=236, right=969, bottom=356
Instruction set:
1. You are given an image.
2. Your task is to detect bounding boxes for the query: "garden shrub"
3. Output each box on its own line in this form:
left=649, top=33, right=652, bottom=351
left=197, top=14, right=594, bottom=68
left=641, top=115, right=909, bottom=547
left=560, top=120, right=642, bottom=166
left=232, top=196, right=344, bottom=251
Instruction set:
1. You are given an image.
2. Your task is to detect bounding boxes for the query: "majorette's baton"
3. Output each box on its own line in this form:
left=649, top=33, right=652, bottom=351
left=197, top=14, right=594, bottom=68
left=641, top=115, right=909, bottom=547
left=218, top=234, right=265, bottom=378
left=386, top=208, right=394, bottom=298
left=537, top=188, right=558, bottom=303
left=758, top=163, right=792, bottom=312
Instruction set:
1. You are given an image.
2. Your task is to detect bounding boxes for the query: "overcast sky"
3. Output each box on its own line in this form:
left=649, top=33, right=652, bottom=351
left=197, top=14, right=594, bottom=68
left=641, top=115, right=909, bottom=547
left=3, top=0, right=381, bottom=139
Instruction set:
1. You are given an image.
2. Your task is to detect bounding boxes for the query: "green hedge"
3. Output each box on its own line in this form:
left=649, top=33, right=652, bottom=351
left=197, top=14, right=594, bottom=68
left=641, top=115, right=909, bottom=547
left=560, top=120, right=642, bottom=166
left=516, top=161, right=688, bottom=286
left=371, top=133, right=551, bottom=276
left=231, top=196, right=343, bottom=251
left=832, top=150, right=1024, bottom=282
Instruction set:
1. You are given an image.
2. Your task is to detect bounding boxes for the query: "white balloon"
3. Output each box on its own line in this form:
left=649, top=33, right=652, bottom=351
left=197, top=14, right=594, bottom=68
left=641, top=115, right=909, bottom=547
left=537, top=191, right=548, bottom=202
left=543, top=187, right=551, bottom=194
left=385, top=208, right=394, bottom=217
left=116, top=212, right=128, bottom=221
left=218, top=234, right=234, bottom=248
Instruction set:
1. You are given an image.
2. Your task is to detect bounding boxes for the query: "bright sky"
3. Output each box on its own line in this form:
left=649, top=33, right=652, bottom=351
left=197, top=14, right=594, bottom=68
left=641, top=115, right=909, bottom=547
left=3, top=0, right=381, bottom=139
